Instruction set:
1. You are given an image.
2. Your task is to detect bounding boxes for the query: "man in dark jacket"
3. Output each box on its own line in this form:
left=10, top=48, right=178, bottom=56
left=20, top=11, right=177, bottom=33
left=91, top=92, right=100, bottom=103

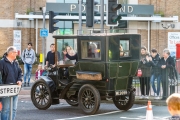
left=159, top=48, right=176, bottom=100
left=46, top=43, right=61, bottom=67
left=147, top=48, right=161, bottom=99
left=0, top=46, right=22, bottom=120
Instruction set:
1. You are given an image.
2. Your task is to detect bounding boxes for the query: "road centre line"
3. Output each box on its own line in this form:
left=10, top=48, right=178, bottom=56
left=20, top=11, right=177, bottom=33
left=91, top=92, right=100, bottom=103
left=55, top=106, right=147, bottom=120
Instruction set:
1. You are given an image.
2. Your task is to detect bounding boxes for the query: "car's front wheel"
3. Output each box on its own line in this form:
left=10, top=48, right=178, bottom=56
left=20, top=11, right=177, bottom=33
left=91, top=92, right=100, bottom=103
left=31, top=80, right=52, bottom=110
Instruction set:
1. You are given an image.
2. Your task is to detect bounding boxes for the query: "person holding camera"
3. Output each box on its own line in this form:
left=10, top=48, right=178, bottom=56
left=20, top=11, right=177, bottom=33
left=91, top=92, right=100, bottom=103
left=146, top=48, right=161, bottom=99
left=139, top=46, right=151, bottom=99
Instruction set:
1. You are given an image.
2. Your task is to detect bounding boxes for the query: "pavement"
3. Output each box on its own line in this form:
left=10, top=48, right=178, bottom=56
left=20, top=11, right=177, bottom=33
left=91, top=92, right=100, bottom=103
left=18, top=74, right=36, bottom=101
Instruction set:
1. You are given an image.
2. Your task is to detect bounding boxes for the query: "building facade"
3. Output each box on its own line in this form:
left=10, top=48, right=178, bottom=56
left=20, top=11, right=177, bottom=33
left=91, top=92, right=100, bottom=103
left=0, top=0, right=180, bottom=58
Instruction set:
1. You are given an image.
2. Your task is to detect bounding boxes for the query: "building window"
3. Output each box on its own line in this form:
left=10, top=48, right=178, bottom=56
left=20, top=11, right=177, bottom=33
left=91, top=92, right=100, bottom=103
left=81, top=41, right=101, bottom=59
left=56, top=0, right=64, bottom=3
left=109, top=38, right=130, bottom=61
left=56, top=20, right=74, bottom=59
left=56, top=0, right=78, bottom=3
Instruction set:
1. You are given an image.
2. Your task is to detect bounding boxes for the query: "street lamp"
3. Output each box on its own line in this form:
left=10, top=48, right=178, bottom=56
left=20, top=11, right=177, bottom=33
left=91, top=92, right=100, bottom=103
left=161, top=23, right=170, bottom=29
left=162, top=23, right=175, bottom=29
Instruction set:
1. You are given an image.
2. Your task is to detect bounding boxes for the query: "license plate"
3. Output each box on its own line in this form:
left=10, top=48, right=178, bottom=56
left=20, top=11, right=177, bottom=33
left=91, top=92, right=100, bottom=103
left=115, top=90, right=127, bottom=96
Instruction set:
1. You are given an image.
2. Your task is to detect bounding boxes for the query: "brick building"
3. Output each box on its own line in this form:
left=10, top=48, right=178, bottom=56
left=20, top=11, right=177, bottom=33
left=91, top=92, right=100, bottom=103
left=0, top=0, right=46, bottom=56
left=0, top=0, right=180, bottom=57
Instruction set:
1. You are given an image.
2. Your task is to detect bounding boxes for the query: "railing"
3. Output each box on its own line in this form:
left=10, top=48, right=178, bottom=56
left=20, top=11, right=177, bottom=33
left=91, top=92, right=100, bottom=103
left=133, top=61, right=180, bottom=100
left=77, top=28, right=139, bottom=36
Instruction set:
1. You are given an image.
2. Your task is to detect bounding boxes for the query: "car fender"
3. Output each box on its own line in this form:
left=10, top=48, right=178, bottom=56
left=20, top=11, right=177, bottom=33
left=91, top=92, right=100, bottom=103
left=39, top=76, right=55, bottom=93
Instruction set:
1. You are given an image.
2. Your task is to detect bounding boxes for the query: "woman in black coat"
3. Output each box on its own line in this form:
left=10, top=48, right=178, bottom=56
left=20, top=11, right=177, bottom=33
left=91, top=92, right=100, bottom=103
left=159, top=48, right=176, bottom=100
left=138, top=46, right=151, bottom=99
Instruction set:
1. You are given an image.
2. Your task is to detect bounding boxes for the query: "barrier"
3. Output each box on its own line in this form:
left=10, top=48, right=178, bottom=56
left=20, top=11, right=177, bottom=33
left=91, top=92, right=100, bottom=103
left=176, top=43, right=180, bottom=59
left=0, top=84, right=21, bottom=120
left=133, top=67, right=179, bottom=100
left=176, top=59, right=180, bottom=74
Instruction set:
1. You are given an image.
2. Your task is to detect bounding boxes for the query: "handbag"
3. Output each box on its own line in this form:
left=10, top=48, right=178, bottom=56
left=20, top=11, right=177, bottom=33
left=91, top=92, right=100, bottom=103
left=137, top=69, right=142, bottom=77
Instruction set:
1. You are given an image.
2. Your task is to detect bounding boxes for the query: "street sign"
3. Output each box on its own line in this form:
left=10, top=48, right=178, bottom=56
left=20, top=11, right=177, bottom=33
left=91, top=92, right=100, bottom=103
left=0, top=85, right=21, bottom=97
left=0, top=84, right=21, bottom=120
left=40, top=29, right=48, bottom=37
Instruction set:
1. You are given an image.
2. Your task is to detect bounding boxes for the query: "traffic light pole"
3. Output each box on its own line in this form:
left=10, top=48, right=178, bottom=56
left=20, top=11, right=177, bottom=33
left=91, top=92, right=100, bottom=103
left=42, top=7, right=46, bottom=68
left=100, top=0, right=104, bottom=33
left=78, top=0, right=82, bottom=35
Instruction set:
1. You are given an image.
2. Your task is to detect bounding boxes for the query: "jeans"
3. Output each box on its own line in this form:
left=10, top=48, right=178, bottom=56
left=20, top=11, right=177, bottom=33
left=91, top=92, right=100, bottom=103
left=24, top=63, right=32, bottom=83
left=150, top=74, right=161, bottom=96
left=1, top=95, right=18, bottom=120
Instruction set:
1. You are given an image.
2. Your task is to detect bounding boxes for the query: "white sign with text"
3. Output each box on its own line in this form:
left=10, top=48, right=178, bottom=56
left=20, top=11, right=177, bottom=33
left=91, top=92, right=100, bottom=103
left=168, top=32, right=180, bottom=57
left=0, top=85, right=21, bottom=97
left=13, top=30, right=21, bottom=55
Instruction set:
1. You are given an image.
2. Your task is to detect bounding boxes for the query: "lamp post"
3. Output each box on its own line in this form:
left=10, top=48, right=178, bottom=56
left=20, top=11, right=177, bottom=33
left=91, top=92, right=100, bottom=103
left=42, top=7, right=46, bottom=68
left=100, top=0, right=104, bottom=33
left=78, top=0, right=82, bottom=35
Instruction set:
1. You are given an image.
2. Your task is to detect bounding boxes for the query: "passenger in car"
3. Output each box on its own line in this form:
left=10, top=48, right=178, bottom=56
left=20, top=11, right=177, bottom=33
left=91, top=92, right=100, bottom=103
left=119, top=44, right=124, bottom=57
left=63, top=46, right=78, bottom=64
left=63, top=46, right=78, bottom=81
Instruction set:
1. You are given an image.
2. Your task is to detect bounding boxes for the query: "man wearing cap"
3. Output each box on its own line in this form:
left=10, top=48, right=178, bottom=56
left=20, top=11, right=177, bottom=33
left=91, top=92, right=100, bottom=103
left=21, top=42, right=36, bottom=87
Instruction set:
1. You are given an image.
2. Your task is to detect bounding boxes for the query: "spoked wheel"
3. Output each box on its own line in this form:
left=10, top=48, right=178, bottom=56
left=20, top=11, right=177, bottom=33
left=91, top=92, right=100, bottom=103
left=66, top=97, right=78, bottom=106
left=78, top=84, right=100, bottom=115
left=31, top=80, right=52, bottom=110
left=113, top=92, right=135, bottom=111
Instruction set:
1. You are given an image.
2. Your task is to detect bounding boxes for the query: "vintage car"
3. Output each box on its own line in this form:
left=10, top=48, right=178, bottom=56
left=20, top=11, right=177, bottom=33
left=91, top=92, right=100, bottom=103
left=31, top=33, right=141, bottom=115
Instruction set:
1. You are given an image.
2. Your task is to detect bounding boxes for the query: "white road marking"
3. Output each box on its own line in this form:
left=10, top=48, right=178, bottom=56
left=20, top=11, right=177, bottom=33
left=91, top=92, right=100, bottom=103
left=120, top=117, right=142, bottom=119
left=55, top=106, right=147, bottom=120
left=120, top=115, right=170, bottom=120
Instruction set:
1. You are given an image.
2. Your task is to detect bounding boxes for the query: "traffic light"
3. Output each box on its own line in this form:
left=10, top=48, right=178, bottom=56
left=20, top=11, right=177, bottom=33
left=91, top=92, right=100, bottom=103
left=86, top=0, right=94, bottom=27
left=106, top=0, right=122, bottom=26
left=49, top=11, right=59, bottom=33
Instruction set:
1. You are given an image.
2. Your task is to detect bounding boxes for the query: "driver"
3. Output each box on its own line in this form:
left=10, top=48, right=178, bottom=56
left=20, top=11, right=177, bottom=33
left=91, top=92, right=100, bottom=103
left=45, top=43, right=61, bottom=67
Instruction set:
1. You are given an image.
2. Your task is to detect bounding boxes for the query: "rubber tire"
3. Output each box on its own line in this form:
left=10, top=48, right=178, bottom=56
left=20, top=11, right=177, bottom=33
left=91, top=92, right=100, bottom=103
left=78, top=84, right=100, bottom=115
left=65, top=99, right=78, bottom=106
left=31, top=80, right=52, bottom=110
left=113, top=92, right=135, bottom=111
